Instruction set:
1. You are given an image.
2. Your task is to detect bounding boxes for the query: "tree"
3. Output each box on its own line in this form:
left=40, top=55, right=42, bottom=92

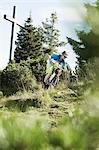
left=14, top=15, right=47, bottom=81
left=42, top=12, right=66, bottom=54
left=67, top=1, right=99, bottom=66
left=14, top=15, right=43, bottom=62
left=14, top=13, right=66, bottom=81
left=66, top=1, right=99, bottom=82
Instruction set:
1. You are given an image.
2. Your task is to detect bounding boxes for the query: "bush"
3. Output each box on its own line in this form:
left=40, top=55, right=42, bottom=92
left=16, top=57, right=47, bottom=82
left=77, top=57, right=99, bottom=93
left=1, top=62, right=38, bottom=96
left=86, top=57, right=99, bottom=86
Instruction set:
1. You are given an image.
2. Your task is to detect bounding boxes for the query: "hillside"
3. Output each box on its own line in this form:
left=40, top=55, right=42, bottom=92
left=0, top=81, right=99, bottom=149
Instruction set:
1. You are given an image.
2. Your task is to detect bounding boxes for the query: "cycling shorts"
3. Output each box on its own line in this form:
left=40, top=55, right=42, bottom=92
left=46, top=60, right=59, bottom=74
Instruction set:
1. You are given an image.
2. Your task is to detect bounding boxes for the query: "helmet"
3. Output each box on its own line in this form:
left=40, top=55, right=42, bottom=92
left=50, top=47, right=57, bottom=54
left=62, top=51, right=67, bottom=58
left=51, top=47, right=55, bottom=51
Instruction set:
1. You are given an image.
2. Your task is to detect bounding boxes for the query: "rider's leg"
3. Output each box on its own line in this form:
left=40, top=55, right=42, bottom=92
left=57, top=69, right=62, bottom=77
left=44, top=73, right=51, bottom=83
left=44, top=61, right=53, bottom=83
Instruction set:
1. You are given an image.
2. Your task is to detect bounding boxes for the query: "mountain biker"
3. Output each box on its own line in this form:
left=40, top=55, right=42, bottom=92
left=44, top=49, right=68, bottom=86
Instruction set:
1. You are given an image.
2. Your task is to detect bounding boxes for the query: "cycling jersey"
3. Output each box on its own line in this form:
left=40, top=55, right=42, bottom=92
left=50, top=54, right=65, bottom=67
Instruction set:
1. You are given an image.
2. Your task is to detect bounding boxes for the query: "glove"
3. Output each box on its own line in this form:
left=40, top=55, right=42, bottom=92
left=50, top=59, right=56, bottom=64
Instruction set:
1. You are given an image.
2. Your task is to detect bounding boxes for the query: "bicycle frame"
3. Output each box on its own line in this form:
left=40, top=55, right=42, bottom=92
left=44, top=67, right=62, bottom=89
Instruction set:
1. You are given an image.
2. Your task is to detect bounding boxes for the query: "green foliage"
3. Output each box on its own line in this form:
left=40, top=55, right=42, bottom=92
left=66, top=1, right=99, bottom=95
left=0, top=113, right=48, bottom=150
left=23, top=55, right=47, bottom=81
left=14, top=13, right=66, bottom=81
left=42, top=12, right=66, bottom=53
left=72, top=57, right=99, bottom=94
left=0, top=108, right=99, bottom=150
left=1, top=6, right=99, bottom=150
left=14, top=16, right=43, bottom=62
left=85, top=1, right=99, bottom=35
left=0, top=86, right=52, bottom=112
left=67, top=0, right=99, bottom=70
left=84, top=57, right=99, bottom=91
left=14, top=15, right=47, bottom=81
left=1, top=62, right=38, bottom=96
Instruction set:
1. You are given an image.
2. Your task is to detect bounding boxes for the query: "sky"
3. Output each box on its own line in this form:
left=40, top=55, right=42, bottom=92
left=0, top=0, right=96, bottom=70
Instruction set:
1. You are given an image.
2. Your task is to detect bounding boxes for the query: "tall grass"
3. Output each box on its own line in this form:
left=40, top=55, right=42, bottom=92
left=0, top=105, right=99, bottom=150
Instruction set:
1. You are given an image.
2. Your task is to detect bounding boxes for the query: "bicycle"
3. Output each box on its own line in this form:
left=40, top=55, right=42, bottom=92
left=43, top=65, right=65, bottom=89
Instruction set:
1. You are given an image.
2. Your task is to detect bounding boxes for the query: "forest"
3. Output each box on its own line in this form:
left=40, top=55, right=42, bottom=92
left=0, top=1, right=99, bottom=150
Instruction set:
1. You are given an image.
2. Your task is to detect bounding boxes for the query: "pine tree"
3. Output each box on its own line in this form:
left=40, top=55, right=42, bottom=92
left=42, top=12, right=66, bottom=54
left=14, top=15, right=43, bottom=62
left=14, top=15, right=46, bottom=81
left=67, top=1, right=99, bottom=80
left=67, top=1, right=99, bottom=65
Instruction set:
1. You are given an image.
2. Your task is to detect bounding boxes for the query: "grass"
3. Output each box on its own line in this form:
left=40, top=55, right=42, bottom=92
left=0, top=106, right=99, bottom=150
left=0, top=82, right=99, bottom=150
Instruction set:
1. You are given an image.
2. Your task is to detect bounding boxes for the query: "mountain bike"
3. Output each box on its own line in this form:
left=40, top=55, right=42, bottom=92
left=43, top=65, right=64, bottom=89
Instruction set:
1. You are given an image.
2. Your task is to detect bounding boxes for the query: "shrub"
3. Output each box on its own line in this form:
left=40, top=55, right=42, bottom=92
left=1, top=62, right=38, bottom=96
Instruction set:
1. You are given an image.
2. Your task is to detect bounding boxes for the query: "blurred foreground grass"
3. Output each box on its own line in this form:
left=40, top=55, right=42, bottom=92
left=0, top=107, right=99, bottom=150
left=0, top=83, right=99, bottom=150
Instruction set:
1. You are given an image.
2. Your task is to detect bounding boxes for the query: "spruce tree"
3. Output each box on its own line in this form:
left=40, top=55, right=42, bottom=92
left=67, top=1, right=99, bottom=65
left=67, top=0, right=99, bottom=80
left=42, top=12, right=66, bottom=54
left=14, top=15, right=43, bottom=62
left=14, top=15, right=46, bottom=81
